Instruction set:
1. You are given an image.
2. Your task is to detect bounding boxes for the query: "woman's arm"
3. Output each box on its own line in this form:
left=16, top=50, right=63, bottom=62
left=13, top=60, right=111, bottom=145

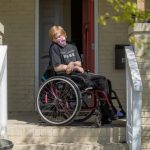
left=54, top=64, right=68, bottom=72
left=69, top=61, right=84, bottom=73
left=74, top=61, right=82, bottom=67
left=67, top=61, right=82, bottom=67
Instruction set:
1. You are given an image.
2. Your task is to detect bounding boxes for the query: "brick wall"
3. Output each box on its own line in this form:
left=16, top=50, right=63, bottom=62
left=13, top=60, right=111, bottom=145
left=99, top=0, right=129, bottom=109
left=0, top=0, right=35, bottom=111
left=98, top=1, right=150, bottom=149
left=145, top=0, right=150, bottom=11
left=129, top=23, right=150, bottom=150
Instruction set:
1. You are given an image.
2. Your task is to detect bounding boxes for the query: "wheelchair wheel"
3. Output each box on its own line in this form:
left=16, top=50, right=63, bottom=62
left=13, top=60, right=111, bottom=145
left=75, top=92, right=96, bottom=122
left=36, top=76, right=82, bottom=125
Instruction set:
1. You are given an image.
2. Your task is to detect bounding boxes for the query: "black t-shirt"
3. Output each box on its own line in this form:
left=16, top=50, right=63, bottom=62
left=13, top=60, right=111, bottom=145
left=49, top=43, right=81, bottom=69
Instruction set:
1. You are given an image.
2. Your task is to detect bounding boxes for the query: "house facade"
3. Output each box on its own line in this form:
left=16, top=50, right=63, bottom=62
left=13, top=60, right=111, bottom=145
left=0, top=0, right=150, bottom=149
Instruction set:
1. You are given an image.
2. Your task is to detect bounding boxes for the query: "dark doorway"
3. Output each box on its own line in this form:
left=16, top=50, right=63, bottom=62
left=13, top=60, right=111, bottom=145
left=71, top=0, right=83, bottom=57
left=71, top=0, right=94, bottom=72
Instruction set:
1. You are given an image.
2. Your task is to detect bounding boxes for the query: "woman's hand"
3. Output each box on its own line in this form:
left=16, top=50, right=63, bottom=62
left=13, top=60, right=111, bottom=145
left=74, top=66, right=84, bottom=73
left=66, top=67, right=72, bottom=74
left=68, top=62, right=74, bottom=68
left=66, top=62, right=75, bottom=74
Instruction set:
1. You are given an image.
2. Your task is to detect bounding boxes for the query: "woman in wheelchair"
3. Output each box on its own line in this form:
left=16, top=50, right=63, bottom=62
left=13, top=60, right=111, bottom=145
left=48, top=25, right=84, bottom=75
left=37, top=25, right=121, bottom=127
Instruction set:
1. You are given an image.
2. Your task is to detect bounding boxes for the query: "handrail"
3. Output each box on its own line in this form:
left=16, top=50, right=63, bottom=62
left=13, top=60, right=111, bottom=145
left=125, top=46, right=143, bottom=150
left=0, top=45, right=7, bottom=138
left=125, top=46, right=143, bottom=91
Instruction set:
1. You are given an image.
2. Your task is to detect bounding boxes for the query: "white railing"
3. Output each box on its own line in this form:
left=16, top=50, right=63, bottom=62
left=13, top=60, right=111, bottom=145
left=125, top=46, right=143, bottom=150
left=0, top=45, right=7, bottom=138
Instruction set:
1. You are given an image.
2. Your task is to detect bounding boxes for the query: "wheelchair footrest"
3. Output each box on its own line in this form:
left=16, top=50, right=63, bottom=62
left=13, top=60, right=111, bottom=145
left=94, top=105, right=102, bottom=128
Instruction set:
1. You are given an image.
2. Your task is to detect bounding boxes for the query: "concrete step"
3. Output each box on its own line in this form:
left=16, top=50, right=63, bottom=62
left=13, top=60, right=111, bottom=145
left=7, top=125, right=126, bottom=144
left=13, top=143, right=128, bottom=150
left=7, top=112, right=127, bottom=150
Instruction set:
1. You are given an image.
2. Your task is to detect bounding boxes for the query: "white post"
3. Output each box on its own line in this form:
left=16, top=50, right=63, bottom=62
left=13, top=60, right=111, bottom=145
left=125, top=46, right=143, bottom=150
left=35, top=0, right=39, bottom=103
left=0, top=45, right=7, bottom=137
left=132, top=90, right=142, bottom=150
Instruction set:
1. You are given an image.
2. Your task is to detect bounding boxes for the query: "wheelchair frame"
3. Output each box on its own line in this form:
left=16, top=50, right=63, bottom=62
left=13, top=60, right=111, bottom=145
left=36, top=73, right=114, bottom=127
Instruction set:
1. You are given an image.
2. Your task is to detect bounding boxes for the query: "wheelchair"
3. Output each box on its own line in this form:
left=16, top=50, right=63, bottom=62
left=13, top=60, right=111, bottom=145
left=36, top=71, right=117, bottom=127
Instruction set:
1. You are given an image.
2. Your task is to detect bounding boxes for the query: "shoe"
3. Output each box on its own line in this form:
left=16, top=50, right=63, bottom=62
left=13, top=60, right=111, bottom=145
left=116, top=111, right=126, bottom=119
left=101, top=118, right=112, bottom=125
left=109, top=109, right=118, bottom=120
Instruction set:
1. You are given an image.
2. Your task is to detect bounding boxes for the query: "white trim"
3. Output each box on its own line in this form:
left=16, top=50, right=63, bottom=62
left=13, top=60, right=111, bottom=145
left=125, top=46, right=142, bottom=150
left=35, top=0, right=39, bottom=100
left=94, top=0, right=99, bottom=74
left=0, top=45, right=7, bottom=137
left=0, top=22, right=4, bottom=34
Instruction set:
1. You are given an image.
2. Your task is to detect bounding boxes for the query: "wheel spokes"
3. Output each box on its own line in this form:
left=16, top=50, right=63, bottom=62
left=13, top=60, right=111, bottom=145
left=38, top=79, right=78, bottom=123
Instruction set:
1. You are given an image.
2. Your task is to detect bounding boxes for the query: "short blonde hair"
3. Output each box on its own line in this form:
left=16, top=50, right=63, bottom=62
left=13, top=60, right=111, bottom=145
left=49, top=25, right=67, bottom=42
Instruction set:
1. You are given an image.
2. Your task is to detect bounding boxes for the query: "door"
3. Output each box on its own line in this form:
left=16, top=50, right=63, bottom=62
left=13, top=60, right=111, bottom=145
left=82, top=0, right=94, bottom=72
left=39, top=0, right=71, bottom=82
left=39, top=0, right=62, bottom=81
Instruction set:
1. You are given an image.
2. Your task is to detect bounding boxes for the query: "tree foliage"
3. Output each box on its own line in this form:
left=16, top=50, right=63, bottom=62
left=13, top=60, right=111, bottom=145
left=99, top=0, right=150, bottom=26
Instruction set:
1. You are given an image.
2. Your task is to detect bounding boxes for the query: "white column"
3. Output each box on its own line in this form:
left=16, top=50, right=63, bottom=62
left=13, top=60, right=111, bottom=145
left=35, top=0, right=39, bottom=103
left=0, top=45, right=7, bottom=137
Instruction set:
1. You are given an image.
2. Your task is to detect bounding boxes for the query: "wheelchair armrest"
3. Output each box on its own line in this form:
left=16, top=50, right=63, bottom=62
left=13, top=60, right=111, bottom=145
left=55, top=71, right=87, bottom=89
left=55, top=71, right=66, bottom=76
left=70, top=74, right=86, bottom=83
left=55, top=71, right=86, bottom=82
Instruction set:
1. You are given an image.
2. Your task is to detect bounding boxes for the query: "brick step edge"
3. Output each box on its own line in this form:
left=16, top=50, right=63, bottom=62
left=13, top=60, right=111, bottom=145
left=8, top=135, right=126, bottom=145
left=7, top=126, right=126, bottom=137
left=13, top=143, right=129, bottom=150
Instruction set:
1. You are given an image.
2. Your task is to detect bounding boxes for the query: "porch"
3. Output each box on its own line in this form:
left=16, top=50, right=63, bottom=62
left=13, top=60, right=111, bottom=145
left=0, top=44, right=142, bottom=150
left=0, top=0, right=146, bottom=144
left=7, top=111, right=128, bottom=150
